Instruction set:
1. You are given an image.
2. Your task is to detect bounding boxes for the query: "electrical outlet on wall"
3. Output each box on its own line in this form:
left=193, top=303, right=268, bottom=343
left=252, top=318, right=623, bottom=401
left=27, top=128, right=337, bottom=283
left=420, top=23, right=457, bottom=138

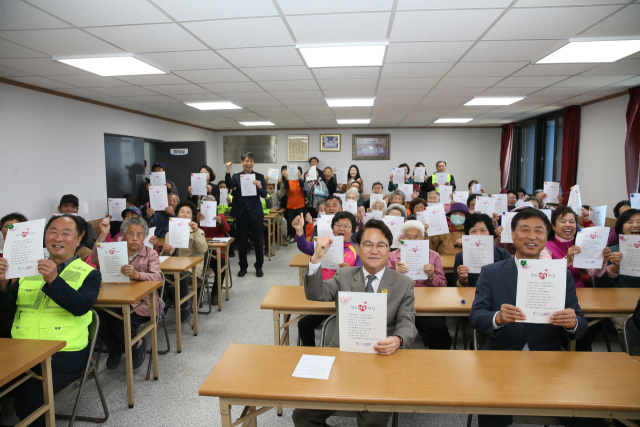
left=83, top=203, right=88, bottom=214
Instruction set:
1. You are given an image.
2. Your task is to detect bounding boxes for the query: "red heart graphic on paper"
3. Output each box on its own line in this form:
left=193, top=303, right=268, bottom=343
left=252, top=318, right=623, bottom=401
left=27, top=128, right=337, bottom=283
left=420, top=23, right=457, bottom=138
left=412, top=248, right=418, bottom=253
left=483, top=201, right=488, bottom=205
left=191, top=173, right=194, bottom=176
left=358, top=304, right=367, bottom=312
left=634, top=243, right=640, bottom=249
left=545, top=269, right=548, bottom=272
left=177, top=223, right=182, bottom=227
left=538, top=272, right=547, bottom=279
left=21, top=232, right=27, bottom=237
left=109, top=249, right=114, bottom=254
left=155, top=190, right=160, bottom=193
left=574, top=189, right=578, bottom=193
left=590, top=234, right=596, bottom=239
left=475, top=242, right=480, bottom=247
left=596, top=211, right=600, bottom=214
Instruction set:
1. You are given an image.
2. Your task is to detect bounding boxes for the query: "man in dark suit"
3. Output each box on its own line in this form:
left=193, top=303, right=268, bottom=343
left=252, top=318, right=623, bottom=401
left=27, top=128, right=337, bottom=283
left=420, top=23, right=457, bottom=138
left=224, top=152, right=267, bottom=277
left=470, top=208, right=606, bottom=427
left=292, top=219, right=416, bottom=427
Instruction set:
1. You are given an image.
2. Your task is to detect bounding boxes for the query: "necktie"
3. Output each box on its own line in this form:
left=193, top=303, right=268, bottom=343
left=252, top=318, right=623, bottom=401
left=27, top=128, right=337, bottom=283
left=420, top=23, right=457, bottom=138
left=365, top=274, right=376, bottom=293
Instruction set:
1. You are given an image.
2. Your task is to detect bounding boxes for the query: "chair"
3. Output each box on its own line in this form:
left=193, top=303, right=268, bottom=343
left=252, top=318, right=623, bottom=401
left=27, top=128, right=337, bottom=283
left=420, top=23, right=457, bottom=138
left=320, top=315, right=399, bottom=427
left=453, top=317, right=469, bottom=350
left=198, top=248, right=213, bottom=314
left=55, top=309, right=109, bottom=426
left=145, top=271, right=171, bottom=381
left=623, top=314, right=640, bottom=356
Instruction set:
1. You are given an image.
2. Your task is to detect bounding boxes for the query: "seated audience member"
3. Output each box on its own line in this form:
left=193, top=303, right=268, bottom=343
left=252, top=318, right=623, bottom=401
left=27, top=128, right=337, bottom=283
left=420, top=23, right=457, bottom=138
left=146, top=193, right=179, bottom=238
left=369, top=199, right=387, bottom=214
left=282, top=166, right=305, bottom=243
left=608, top=200, right=632, bottom=250
left=150, top=161, right=179, bottom=197
left=515, top=187, right=527, bottom=200
left=388, top=162, right=413, bottom=192
left=408, top=198, right=427, bottom=220
left=524, top=196, right=540, bottom=209
left=363, top=181, right=384, bottom=210
left=468, top=179, right=485, bottom=194
left=454, top=213, right=511, bottom=287
left=0, top=212, right=27, bottom=338
left=389, top=189, right=406, bottom=211
left=162, top=201, right=207, bottom=324
left=308, top=156, right=319, bottom=172
left=187, top=165, right=220, bottom=207
left=197, top=195, right=231, bottom=305
left=426, top=190, right=452, bottom=213
left=304, top=168, right=329, bottom=218
left=532, top=189, right=562, bottom=210
left=349, top=181, right=366, bottom=207
left=0, top=214, right=101, bottom=427
left=107, top=194, right=137, bottom=237
left=428, top=202, right=469, bottom=256
left=292, top=211, right=361, bottom=347
left=594, top=208, right=640, bottom=352
left=304, top=201, right=326, bottom=239
left=387, top=220, right=449, bottom=349
left=336, top=164, right=364, bottom=194
left=467, top=193, right=479, bottom=214
left=292, top=219, right=416, bottom=427
left=385, top=203, right=407, bottom=220
left=58, top=194, right=98, bottom=248
left=310, top=196, right=344, bottom=237
left=92, top=216, right=162, bottom=370
left=506, top=189, right=519, bottom=211
left=420, top=160, right=457, bottom=194
left=321, top=167, right=337, bottom=196
left=103, top=206, right=146, bottom=242
left=469, top=209, right=606, bottom=427
left=345, top=187, right=364, bottom=210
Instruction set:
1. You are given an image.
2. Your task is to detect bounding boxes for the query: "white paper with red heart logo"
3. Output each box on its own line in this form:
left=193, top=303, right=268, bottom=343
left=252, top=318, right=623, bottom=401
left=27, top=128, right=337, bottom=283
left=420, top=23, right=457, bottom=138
left=573, top=226, right=609, bottom=269
left=306, top=165, right=318, bottom=181
left=343, top=200, right=358, bottom=215
left=425, top=204, right=448, bottom=237
left=619, top=235, right=640, bottom=277
left=320, top=235, right=343, bottom=270
left=335, top=168, right=348, bottom=185
left=472, top=183, right=481, bottom=193
left=588, top=205, right=607, bottom=227
left=462, top=235, right=494, bottom=274
left=96, top=241, right=130, bottom=283
left=334, top=193, right=346, bottom=205
left=538, top=208, right=552, bottom=222
left=400, top=240, right=430, bottom=280
left=317, top=214, right=335, bottom=237
left=500, top=211, right=517, bottom=244
left=543, top=181, right=560, bottom=204
left=439, top=185, right=453, bottom=205
left=631, top=193, right=640, bottom=209
left=392, top=167, right=405, bottom=185
left=369, top=193, right=384, bottom=207
left=516, top=259, right=566, bottom=324
left=491, top=194, right=508, bottom=214
left=414, top=167, right=426, bottom=183
left=363, top=210, right=382, bottom=225
left=382, top=216, right=405, bottom=248
left=108, top=198, right=126, bottom=222
left=453, top=191, right=469, bottom=205
left=435, top=173, right=448, bottom=187
left=338, top=291, right=387, bottom=354
left=567, top=185, right=582, bottom=215
left=286, top=165, right=298, bottom=180
left=144, top=227, right=156, bottom=248
left=398, top=184, right=414, bottom=202
left=4, top=218, right=46, bottom=279
left=150, top=171, right=166, bottom=186
left=190, top=173, right=207, bottom=196
left=475, top=196, right=496, bottom=216
left=169, top=217, right=191, bottom=249
left=200, top=201, right=218, bottom=227
left=240, top=173, right=257, bottom=196
left=219, top=188, right=228, bottom=206
left=267, top=168, right=279, bottom=183
left=149, top=185, right=168, bottom=211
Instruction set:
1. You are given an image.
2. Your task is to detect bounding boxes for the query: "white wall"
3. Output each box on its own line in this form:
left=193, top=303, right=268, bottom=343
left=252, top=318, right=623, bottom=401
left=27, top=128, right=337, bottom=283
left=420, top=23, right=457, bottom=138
left=0, top=83, right=219, bottom=222
left=221, top=127, right=502, bottom=195
left=576, top=94, right=629, bottom=218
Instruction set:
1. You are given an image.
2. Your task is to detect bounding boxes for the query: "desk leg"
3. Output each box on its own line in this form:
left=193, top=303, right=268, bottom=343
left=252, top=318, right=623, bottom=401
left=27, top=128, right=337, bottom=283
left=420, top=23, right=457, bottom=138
left=225, top=245, right=230, bottom=301
left=276, top=214, right=280, bottom=250
left=174, top=272, right=182, bottom=353
left=220, top=400, right=232, bottom=427
left=569, top=340, right=576, bottom=351
left=150, top=290, right=159, bottom=380
left=267, top=218, right=272, bottom=261
left=192, top=266, right=199, bottom=337
left=123, top=304, right=135, bottom=408
left=41, top=356, right=55, bottom=427
left=283, top=314, right=291, bottom=346
left=217, top=252, right=222, bottom=311
left=273, top=311, right=281, bottom=346
left=299, top=267, right=304, bottom=286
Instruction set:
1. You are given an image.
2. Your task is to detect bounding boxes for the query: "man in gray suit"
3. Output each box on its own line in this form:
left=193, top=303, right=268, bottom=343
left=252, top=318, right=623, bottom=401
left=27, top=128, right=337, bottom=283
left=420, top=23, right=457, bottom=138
left=292, top=219, right=416, bottom=427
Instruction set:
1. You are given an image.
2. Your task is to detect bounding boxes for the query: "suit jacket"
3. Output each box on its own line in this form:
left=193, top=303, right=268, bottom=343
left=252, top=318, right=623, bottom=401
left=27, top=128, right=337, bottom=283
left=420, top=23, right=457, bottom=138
left=453, top=245, right=512, bottom=287
left=225, top=170, right=267, bottom=220
left=469, top=258, right=588, bottom=351
left=304, top=265, right=417, bottom=349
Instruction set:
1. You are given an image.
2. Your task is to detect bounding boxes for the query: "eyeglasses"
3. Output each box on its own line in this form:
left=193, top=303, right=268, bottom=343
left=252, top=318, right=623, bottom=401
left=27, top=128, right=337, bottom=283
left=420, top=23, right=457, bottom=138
left=362, top=241, right=389, bottom=251
left=334, top=224, right=352, bottom=230
left=507, top=196, right=517, bottom=201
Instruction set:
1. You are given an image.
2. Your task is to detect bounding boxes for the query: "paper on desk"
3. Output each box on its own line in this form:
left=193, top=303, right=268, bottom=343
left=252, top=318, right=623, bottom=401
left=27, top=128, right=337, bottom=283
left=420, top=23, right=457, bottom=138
left=144, top=227, right=156, bottom=248
left=292, top=354, right=335, bottom=380
left=317, top=214, right=334, bottom=237
left=500, top=212, right=517, bottom=244
left=453, top=191, right=469, bottom=204
left=159, top=256, right=170, bottom=263
left=210, top=237, right=231, bottom=243
left=3, top=218, right=46, bottom=279
left=516, top=259, right=566, bottom=324
left=475, top=196, right=495, bottom=216
left=149, top=186, right=168, bottom=211
left=588, top=205, right=607, bottom=227
left=191, top=173, right=207, bottom=196
left=96, top=242, right=130, bottom=283
left=573, top=226, right=609, bottom=269
left=543, top=182, right=559, bottom=204
left=219, top=188, right=228, bottom=206
left=392, top=167, right=405, bottom=185
left=619, top=235, right=640, bottom=277
left=338, top=291, right=387, bottom=354
left=414, top=167, right=426, bottom=183
left=169, top=217, right=191, bottom=249
left=336, top=168, right=348, bottom=185
left=240, top=174, right=257, bottom=196
left=307, top=166, right=317, bottom=181
left=150, top=171, right=166, bottom=186
left=108, top=198, right=126, bottom=221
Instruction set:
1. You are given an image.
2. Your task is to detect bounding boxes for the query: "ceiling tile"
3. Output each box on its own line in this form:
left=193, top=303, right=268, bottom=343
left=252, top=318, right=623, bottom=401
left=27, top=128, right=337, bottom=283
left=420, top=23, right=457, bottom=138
left=28, top=0, right=171, bottom=26
left=494, top=76, right=568, bottom=87
left=528, top=87, right=596, bottom=96
left=280, top=98, right=326, bottom=106
left=137, top=50, right=232, bottom=70
left=261, top=80, right=320, bottom=91
left=427, top=88, right=485, bottom=97
left=272, top=90, right=324, bottom=100
left=580, top=59, right=640, bottom=76
left=397, top=0, right=512, bottom=10
left=312, top=67, right=381, bottom=80
left=377, top=77, right=439, bottom=89
left=386, top=41, right=473, bottom=63
left=55, top=87, right=104, bottom=98
left=376, top=88, right=430, bottom=98
left=152, top=0, right=279, bottom=20
left=241, top=66, right=313, bottom=81
left=514, top=0, right=629, bottom=5
left=579, top=3, right=640, bottom=37
left=0, top=1, right=70, bottom=30
left=214, top=91, right=275, bottom=101
left=279, top=0, right=393, bottom=14
left=479, top=87, right=540, bottom=96
left=184, top=17, right=294, bottom=49
left=141, top=84, right=211, bottom=95
left=120, top=95, right=177, bottom=103
left=216, top=46, right=303, bottom=67
left=47, top=74, right=132, bottom=87
left=4, top=75, right=75, bottom=89
left=173, top=68, right=251, bottom=83
left=318, top=78, right=377, bottom=90
left=512, top=63, right=597, bottom=76
left=463, top=40, right=563, bottom=61
left=85, top=24, right=206, bottom=53
left=234, top=99, right=285, bottom=107
left=448, top=61, right=529, bottom=77
left=169, top=93, right=225, bottom=102
left=436, top=76, right=503, bottom=88
left=114, top=74, right=189, bottom=85
left=612, top=76, right=640, bottom=87
left=200, top=82, right=263, bottom=93
left=483, top=6, right=622, bottom=40
left=0, top=58, right=86, bottom=75
left=0, top=29, right=123, bottom=56
left=88, top=86, right=157, bottom=96
left=287, top=12, right=391, bottom=44
left=551, top=74, right=635, bottom=87
left=0, top=39, right=48, bottom=58
left=381, top=62, right=453, bottom=78
left=391, top=9, right=503, bottom=42
left=323, top=89, right=377, bottom=97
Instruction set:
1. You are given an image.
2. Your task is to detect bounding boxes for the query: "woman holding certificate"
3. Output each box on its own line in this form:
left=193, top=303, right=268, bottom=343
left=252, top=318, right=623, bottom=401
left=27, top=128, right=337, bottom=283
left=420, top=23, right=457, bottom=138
left=187, top=165, right=220, bottom=207
left=91, top=216, right=162, bottom=370
left=428, top=202, right=470, bottom=256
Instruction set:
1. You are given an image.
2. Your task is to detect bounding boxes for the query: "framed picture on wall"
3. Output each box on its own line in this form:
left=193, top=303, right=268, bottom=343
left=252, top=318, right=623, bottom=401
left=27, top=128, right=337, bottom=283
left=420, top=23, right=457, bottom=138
left=352, top=134, right=390, bottom=160
left=320, top=134, right=341, bottom=152
left=287, top=134, right=309, bottom=162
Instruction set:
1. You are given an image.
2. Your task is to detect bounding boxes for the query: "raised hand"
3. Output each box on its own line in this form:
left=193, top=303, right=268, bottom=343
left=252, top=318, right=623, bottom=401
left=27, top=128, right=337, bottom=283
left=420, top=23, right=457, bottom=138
left=292, top=213, right=305, bottom=237
left=226, top=162, right=233, bottom=173
left=457, top=265, right=469, bottom=285
left=311, top=235, right=333, bottom=263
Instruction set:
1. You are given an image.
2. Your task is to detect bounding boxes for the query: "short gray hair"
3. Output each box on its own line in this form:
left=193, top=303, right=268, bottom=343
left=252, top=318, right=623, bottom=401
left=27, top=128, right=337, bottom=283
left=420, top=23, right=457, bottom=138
left=202, top=195, right=216, bottom=202
left=121, top=216, right=149, bottom=237
left=427, top=191, right=440, bottom=201
left=389, top=189, right=406, bottom=204
left=168, top=193, right=180, bottom=203
left=345, top=188, right=359, bottom=200
left=385, top=203, right=407, bottom=219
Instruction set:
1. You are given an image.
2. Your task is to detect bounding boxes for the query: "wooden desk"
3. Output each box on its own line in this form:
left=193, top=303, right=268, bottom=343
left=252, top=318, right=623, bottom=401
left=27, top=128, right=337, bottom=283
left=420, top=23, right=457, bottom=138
left=0, top=339, right=65, bottom=426
left=290, top=254, right=312, bottom=286
left=264, top=212, right=279, bottom=261
left=157, top=237, right=165, bottom=248
left=95, top=280, right=162, bottom=408
left=200, top=344, right=640, bottom=427
left=440, top=254, right=455, bottom=274
left=207, top=239, right=234, bottom=311
left=160, top=257, right=201, bottom=353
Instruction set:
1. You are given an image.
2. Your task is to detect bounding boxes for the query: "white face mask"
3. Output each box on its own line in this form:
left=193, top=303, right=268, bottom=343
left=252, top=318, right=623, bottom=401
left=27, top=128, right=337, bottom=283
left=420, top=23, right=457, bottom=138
left=450, top=215, right=465, bottom=226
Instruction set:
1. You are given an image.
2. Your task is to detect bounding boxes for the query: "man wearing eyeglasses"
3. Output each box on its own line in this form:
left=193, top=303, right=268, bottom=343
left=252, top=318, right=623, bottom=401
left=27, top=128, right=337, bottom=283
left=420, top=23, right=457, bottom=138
left=293, top=219, right=417, bottom=427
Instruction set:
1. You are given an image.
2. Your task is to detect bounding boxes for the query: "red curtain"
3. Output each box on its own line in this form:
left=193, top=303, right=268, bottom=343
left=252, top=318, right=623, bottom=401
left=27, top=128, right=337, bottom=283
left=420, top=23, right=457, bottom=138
left=499, top=123, right=514, bottom=192
left=560, top=105, right=581, bottom=205
left=625, top=86, right=640, bottom=195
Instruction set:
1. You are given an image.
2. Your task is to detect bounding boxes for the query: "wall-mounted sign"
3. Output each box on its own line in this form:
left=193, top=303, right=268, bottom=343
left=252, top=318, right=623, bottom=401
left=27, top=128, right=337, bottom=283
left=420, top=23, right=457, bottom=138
left=170, top=148, right=188, bottom=155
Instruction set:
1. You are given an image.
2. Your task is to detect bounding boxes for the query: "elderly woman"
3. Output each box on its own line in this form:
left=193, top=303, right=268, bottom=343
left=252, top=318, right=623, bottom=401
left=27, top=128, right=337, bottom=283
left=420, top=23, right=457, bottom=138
left=386, top=220, right=449, bottom=348
left=162, top=201, right=208, bottom=324
left=389, top=189, right=406, bottom=207
left=385, top=203, right=407, bottom=219
left=607, top=200, right=632, bottom=251
left=408, top=198, right=427, bottom=220
left=369, top=199, right=387, bottom=213
left=428, top=202, right=470, bottom=256
left=454, top=214, right=511, bottom=287
left=426, top=190, right=451, bottom=213
left=92, top=216, right=162, bottom=370
left=345, top=187, right=363, bottom=207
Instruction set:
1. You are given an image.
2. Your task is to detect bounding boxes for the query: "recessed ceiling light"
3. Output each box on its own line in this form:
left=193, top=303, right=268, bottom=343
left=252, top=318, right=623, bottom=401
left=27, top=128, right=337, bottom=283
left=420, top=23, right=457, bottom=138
left=434, top=118, right=473, bottom=123
left=537, top=39, right=640, bottom=64
left=337, top=119, right=371, bottom=124
left=53, top=54, right=165, bottom=76
left=298, top=44, right=387, bottom=68
left=185, top=102, right=242, bottom=110
left=326, top=98, right=375, bottom=107
left=465, top=97, right=525, bottom=106
left=239, top=121, right=275, bottom=126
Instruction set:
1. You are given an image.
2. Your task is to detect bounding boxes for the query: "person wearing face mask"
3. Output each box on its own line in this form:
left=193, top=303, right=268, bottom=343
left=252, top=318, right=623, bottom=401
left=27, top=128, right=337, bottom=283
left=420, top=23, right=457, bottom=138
left=427, top=203, right=469, bottom=257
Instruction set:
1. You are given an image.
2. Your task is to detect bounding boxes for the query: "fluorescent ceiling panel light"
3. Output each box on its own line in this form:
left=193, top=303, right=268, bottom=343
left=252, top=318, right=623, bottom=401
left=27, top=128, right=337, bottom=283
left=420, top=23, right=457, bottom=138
left=326, top=98, right=375, bottom=107
left=185, top=102, right=242, bottom=110
left=337, top=119, right=370, bottom=124
left=434, top=118, right=473, bottom=123
left=53, top=54, right=165, bottom=76
left=465, top=97, right=524, bottom=106
left=239, top=121, right=275, bottom=126
left=298, top=45, right=386, bottom=68
left=537, top=40, right=640, bottom=64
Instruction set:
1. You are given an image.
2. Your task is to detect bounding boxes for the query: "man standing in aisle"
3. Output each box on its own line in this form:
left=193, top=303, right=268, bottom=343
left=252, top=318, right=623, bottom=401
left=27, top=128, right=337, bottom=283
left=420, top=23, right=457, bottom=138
left=225, top=152, right=267, bottom=277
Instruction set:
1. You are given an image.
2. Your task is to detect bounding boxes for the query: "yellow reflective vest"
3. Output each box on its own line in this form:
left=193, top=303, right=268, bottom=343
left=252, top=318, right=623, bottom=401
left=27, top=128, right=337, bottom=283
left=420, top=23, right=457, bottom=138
left=431, top=173, right=451, bottom=193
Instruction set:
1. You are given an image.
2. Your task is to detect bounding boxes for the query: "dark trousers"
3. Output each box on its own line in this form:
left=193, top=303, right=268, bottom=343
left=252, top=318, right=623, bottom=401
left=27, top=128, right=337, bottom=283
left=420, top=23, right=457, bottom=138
left=210, top=255, right=226, bottom=296
left=236, top=210, right=264, bottom=270
left=163, top=276, right=191, bottom=309
left=478, top=414, right=608, bottom=427
left=13, top=361, right=83, bottom=427
left=292, top=408, right=390, bottom=427
left=287, top=207, right=306, bottom=238
left=415, top=316, right=452, bottom=349
left=561, top=317, right=599, bottom=351
left=98, top=307, right=148, bottom=355
left=299, top=315, right=329, bottom=347
left=307, top=207, right=318, bottom=219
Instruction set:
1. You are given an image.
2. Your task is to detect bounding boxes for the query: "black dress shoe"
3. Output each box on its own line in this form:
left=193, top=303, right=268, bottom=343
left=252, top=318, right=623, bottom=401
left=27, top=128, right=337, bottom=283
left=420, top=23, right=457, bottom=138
left=256, top=269, right=263, bottom=277
left=238, top=269, right=247, bottom=277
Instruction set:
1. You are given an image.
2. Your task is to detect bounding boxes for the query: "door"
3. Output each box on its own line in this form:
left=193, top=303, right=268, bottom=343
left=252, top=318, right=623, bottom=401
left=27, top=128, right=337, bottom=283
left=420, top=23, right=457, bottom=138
left=104, top=134, right=145, bottom=200
left=151, top=141, right=207, bottom=198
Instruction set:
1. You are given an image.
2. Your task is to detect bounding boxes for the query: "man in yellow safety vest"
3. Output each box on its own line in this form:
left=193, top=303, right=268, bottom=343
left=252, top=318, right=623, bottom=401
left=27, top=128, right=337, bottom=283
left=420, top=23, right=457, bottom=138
left=420, top=160, right=457, bottom=195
